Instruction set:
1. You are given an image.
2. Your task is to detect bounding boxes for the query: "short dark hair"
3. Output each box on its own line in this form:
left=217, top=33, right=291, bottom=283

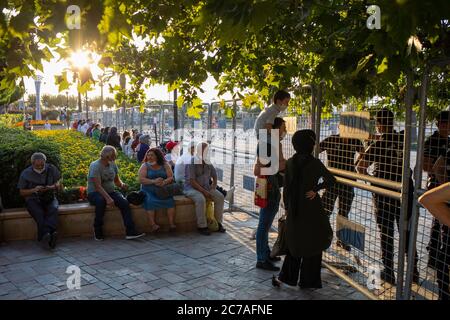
left=273, top=90, right=291, bottom=104
left=376, top=108, right=394, bottom=127
left=122, top=130, right=130, bottom=139
left=144, top=147, right=166, bottom=165
left=273, top=117, right=285, bottom=129
left=436, top=111, right=450, bottom=123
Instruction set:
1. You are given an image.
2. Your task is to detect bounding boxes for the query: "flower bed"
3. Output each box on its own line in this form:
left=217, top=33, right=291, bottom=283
left=15, top=120, right=62, bottom=127
left=34, top=130, right=141, bottom=194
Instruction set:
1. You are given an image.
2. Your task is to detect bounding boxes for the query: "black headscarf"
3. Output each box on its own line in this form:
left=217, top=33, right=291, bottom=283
left=287, top=130, right=316, bottom=215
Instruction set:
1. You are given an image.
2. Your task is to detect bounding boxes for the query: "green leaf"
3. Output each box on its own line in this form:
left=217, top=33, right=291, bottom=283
left=377, top=57, right=388, bottom=74
left=176, top=95, right=185, bottom=108
left=351, top=54, right=373, bottom=77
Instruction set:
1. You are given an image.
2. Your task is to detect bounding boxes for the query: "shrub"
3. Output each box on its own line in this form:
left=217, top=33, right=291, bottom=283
left=0, top=114, right=24, bottom=127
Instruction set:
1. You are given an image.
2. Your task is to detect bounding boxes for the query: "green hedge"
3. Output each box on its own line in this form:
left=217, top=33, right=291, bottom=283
left=0, top=126, right=61, bottom=208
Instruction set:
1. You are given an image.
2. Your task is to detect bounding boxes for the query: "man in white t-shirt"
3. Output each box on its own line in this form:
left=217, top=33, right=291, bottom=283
left=254, top=90, right=290, bottom=141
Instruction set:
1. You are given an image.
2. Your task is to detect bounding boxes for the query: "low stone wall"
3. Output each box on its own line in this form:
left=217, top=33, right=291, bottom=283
left=0, top=195, right=197, bottom=241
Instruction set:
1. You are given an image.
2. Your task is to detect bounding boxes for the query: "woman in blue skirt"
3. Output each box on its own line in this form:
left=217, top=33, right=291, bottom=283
left=139, top=148, right=176, bottom=232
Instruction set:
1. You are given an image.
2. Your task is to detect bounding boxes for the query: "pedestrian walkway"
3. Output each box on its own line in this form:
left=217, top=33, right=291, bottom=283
left=0, top=212, right=367, bottom=300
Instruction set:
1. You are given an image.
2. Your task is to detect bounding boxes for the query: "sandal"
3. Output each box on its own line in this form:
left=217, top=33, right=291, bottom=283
left=272, top=275, right=281, bottom=288
left=150, top=224, right=160, bottom=233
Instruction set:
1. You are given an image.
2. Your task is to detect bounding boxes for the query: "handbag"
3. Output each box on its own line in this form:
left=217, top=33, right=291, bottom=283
left=152, top=183, right=183, bottom=200
left=270, top=215, right=288, bottom=257
left=206, top=201, right=219, bottom=232
left=254, top=176, right=269, bottom=208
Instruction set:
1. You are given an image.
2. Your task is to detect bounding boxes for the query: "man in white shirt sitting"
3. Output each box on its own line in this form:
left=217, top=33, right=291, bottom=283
left=174, top=141, right=196, bottom=186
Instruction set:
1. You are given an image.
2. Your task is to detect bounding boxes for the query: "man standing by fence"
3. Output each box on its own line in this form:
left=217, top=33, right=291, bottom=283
left=320, top=130, right=364, bottom=251
left=356, top=109, right=419, bottom=285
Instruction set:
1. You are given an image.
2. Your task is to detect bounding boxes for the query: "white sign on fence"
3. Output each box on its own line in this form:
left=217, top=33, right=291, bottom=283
left=339, top=111, right=371, bottom=140
left=283, top=116, right=297, bottom=135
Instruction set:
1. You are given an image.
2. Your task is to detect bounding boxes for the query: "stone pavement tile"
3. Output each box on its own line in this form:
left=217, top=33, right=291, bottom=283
left=0, top=274, right=9, bottom=284
left=147, top=279, right=171, bottom=290
left=132, top=292, right=160, bottom=300
left=124, top=280, right=154, bottom=295
left=159, top=272, right=187, bottom=284
left=108, top=281, right=127, bottom=291
left=129, top=272, right=159, bottom=282
left=151, top=287, right=186, bottom=300
left=181, top=290, right=205, bottom=300
left=193, top=287, right=226, bottom=300
left=35, top=274, right=60, bottom=286
left=119, top=288, right=138, bottom=298
left=0, top=289, right=27, bottom=300
left=0, top=282, right=17, bottom=296
left=22, top=285, right=51, bottom=299
left=2, top=269, right=36, bottom=283
left=167, top=282, right=195, bottom=293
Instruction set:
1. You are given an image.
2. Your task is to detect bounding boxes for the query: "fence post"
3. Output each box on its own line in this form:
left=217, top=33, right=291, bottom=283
left=404, top=67, right=429, bottom=300
left=314, top=84, right=322, bottom=158
left=228, top=99, right=237, bottom=211
left=396, top=69, right=414, bottom=300
left=139, top=110, right=143, bottom=133
left=207, top=103, right=212, bottom=144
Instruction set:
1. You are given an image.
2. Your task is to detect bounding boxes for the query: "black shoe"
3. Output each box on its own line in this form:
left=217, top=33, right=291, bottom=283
left=380, top=269, right=396, bottom=285
left=40, top=233, right=51, bottom=249
left=49, top=231, right=58, bottom=249
left=272, top=275, right=281, bottom=288
left=256, top=261, right=280, bottom=271
left=217, top=223, right=226, bottom=233
left=94, top=229, right=104, bottom=241
left=268, top=255, right=281, bottom=262
left=198, top=227, right=211, bottom=236
left=125, top=231, right=145, bottom=240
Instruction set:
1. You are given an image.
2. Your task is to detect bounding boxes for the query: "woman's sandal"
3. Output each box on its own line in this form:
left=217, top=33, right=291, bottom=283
left=272, top=275, right=281, bottom=288
left=151, top=224, right=160, bottom=233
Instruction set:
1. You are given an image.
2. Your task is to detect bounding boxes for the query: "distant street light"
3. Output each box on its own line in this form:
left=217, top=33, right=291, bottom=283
left=34, top=75, right=43, bottom=120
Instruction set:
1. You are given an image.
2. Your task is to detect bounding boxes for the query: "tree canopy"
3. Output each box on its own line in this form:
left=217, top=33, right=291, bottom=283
left=0, top=0, right=449, bottom=118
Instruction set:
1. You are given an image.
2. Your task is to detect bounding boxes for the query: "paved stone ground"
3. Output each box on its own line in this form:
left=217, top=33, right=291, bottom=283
left=0, top=212, right=367, bottom=300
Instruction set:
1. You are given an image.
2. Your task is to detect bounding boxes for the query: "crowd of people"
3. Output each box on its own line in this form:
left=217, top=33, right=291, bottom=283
left=14, top=90, right=450, bottom=300
left=252, top=90, right=449, bottom=300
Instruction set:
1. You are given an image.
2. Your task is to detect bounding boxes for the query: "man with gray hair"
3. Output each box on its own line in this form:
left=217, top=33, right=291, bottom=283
left=184, top=142, right=226, bottom=235
left=87, top=146, right=145, bottom=241
left=18, top=152, right=61, bottom=249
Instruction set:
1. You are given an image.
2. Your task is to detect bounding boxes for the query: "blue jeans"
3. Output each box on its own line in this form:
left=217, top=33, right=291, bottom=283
left=256, top=175, right=281, bottom=262
left=88, top=191, right=136, bottom=234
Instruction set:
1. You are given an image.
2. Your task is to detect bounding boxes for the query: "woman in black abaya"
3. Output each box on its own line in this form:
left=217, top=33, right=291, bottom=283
left=273, top=129, right=336, bottom=289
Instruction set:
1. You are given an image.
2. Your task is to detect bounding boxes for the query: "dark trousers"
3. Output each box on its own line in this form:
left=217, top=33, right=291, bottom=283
left=322, top=183, right=354, bottom=218
left=427, top=218, right=442, bottom=266
left=437, top=226, right=450, bottom=300
left=278, top=252, right=323, bottom=288
left=88, top=192, right=136, bottom=234
left=26, top=198, right=58, bottom=241
left=373, top=188, right=418, bottom=274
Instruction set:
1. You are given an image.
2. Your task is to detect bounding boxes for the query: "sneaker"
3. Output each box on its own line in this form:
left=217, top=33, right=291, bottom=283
left=49, top=231, right=58, bottom=249
left=380, top=269, right=396, bottom=285
left=224, top=186, right=235, bottom=202
left=125, top=231, right=145, bottom=240
left=217, top=223, right=226, bottom=233
left=40, top=232, right=51, bottom=249
left=256, top=261, right=280, bottom=271
left=94, top=229, right=104, bottom=241
left=268, top=255, right=281, bottom=262
left=198, top=227, right=211, bottom=236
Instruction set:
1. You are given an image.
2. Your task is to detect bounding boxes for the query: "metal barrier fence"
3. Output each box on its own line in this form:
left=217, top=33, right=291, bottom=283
left=70, top=82, right=448, bottom=300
